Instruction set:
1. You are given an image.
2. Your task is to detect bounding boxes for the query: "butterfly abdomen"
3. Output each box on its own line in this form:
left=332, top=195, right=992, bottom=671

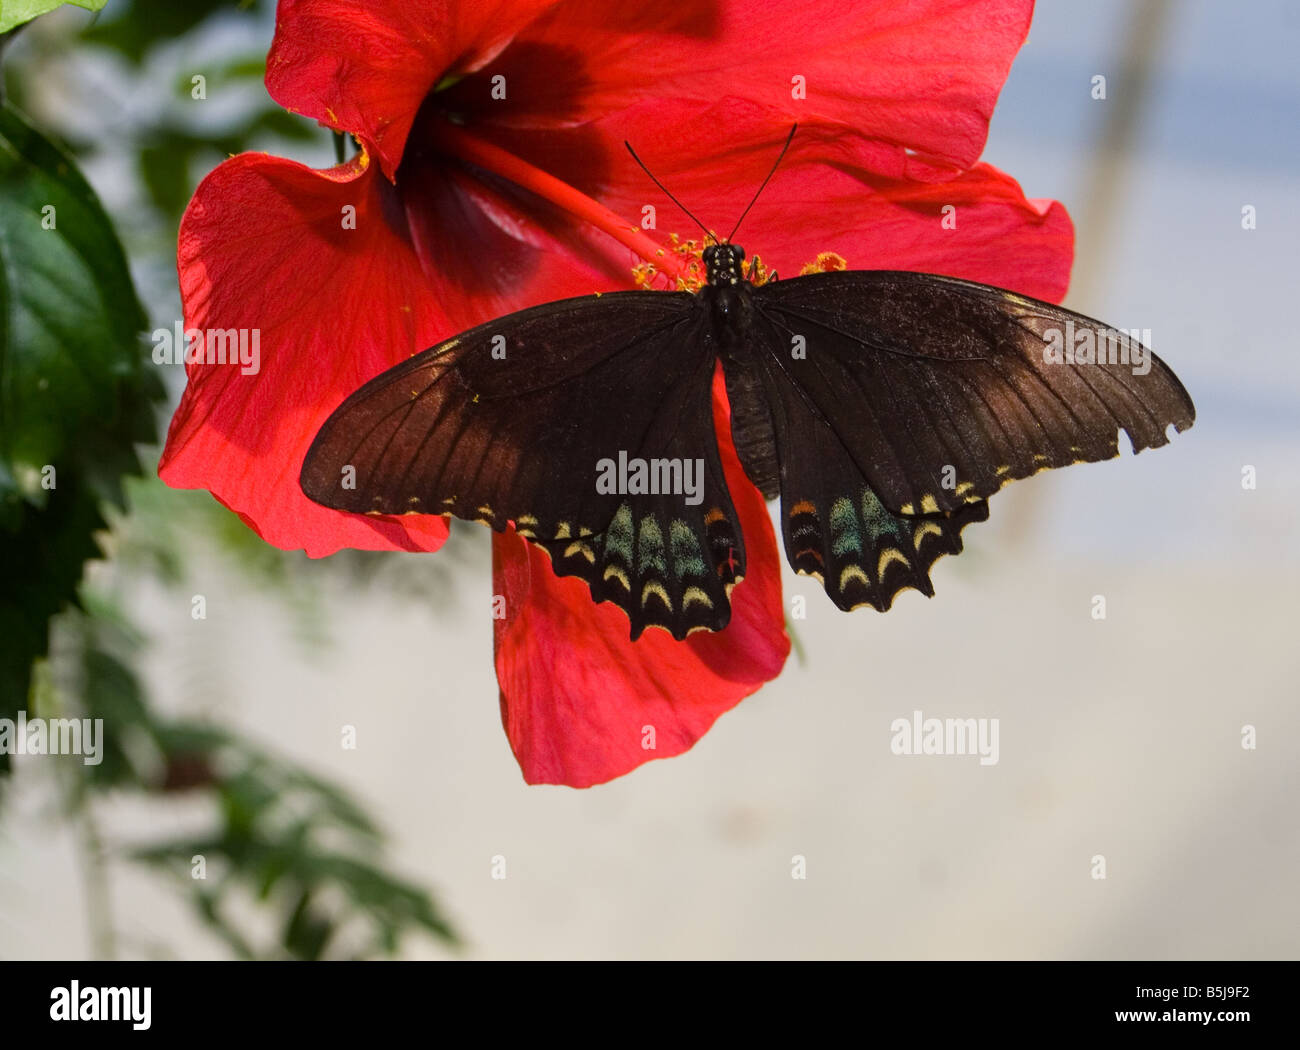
left=720, top=355, right=780, bottom=500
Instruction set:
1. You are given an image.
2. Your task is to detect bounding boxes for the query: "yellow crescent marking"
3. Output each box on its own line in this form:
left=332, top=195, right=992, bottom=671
left=683, top=586, right=712, bottom=610
left=477, top=505, right=493, bottom=517
left=408, top=497, right=421, bottom=505
left=899, top=503, right=914, bottom=515
left=839, top=565, right=872, bottom=590
left=564, top=542, right=596, bottom=563
left=878, top=548, right=910, bottom=578
left=602, top=565, right=630, bottom=590
left=554, top=522, right=572, bottom=539
left=920, top=494, right=940, bottom=514
left=995, top=465, right=1012, bottom=476
left=641, top=581, right=671, bottom=608
left=912, top=521, right=944, bottom=549
left=954, top=481, right=975, bottom=498
left=517, top=515, right=538, bottom=526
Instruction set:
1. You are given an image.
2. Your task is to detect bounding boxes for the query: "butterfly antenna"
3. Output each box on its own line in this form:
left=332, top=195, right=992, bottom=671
left=726, top=123, right=798, bottom=243
left=625, top=140, right=715, bottom=244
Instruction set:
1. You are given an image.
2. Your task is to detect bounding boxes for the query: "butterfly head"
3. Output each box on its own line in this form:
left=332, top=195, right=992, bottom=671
left=703, top=243, right=745, bottom=287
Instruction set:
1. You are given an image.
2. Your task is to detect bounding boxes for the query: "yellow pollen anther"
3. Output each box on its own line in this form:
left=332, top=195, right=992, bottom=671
left=800, top=251, right=848, bottom=275
left=633, top=233, right=710, bottom=291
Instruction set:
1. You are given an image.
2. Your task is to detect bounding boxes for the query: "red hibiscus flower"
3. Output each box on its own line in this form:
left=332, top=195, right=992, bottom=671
left=160, top=0, right=1073, bottom=787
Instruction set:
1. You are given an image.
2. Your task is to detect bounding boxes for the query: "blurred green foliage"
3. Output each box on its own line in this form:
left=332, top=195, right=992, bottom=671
left=1, top=0, right=464, bottom=959
left=82, top=0, right=253, bottom=62
left=0, top=101, right=161, bottom=728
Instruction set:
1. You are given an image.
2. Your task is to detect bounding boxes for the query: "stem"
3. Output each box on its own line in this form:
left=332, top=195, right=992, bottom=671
left=77, top=799, right=115, bottom=959
left=784, top=614, right=808, bottom=667
left=427, top=122, right=689, bottom=285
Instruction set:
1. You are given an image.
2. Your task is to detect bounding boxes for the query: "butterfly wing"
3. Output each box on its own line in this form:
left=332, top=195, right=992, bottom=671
left=750, top=270, right=1196, bottom=516
left=300, top=292, right=746, bottom=640
left=724, top=340, right=990, bottom=612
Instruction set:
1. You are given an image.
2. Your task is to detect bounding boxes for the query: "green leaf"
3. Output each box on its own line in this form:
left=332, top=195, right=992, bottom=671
left=0, top=100, right=160, bottom=766
left=0, top=1, right=107, bottom=36
left=283, top=888, right=334, bottom=960
left=0, top=102, right=156, bottom=505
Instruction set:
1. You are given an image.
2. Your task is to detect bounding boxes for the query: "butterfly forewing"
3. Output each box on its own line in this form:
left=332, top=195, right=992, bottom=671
left=301, top=292, right=746, bottom=640
left=751, top=271, right=1196, bottom=516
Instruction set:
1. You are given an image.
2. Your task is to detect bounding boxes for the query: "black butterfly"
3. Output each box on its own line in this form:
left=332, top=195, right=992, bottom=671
left=301, top=129, right=1195, bottom=640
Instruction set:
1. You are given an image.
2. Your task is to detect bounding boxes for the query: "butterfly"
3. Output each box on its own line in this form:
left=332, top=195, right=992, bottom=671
left=301, top=127, right=1195, bottom=641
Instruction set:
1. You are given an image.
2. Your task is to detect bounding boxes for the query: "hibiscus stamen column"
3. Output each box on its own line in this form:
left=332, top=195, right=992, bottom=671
left=428, top=122, right=690, bottom=288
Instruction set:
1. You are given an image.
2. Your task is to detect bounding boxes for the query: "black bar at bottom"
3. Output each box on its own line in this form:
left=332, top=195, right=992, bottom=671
left=0, top=960, right=1290, bottom=1036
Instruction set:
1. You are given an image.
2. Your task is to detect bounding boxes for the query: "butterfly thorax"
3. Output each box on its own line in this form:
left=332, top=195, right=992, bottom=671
left=702, top=243, right=753, bottom=350
left=703, top=242, right=746, bottom=286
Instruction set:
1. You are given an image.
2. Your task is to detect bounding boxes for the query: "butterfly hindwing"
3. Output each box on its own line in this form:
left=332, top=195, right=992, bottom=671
left=529, top=355, right=746, bottom=640
left=751, top=271, right=1196, bottom=515
left=728, top=345, right=988, bottom=611
left=300, top=292, right=744, bottom=639
left=785, top=488, right=990, bottom=612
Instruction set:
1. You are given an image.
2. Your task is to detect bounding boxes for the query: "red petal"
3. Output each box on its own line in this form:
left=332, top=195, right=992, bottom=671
left=732, top=160, right=1076, bottom=303
left=493, top=373, right=790, bottom=788
left=457, top=0, right=1033, bottom=179
left=564, top=101, right=1074, bottom=303
left=480, top=96, right=1071, bottom=301
left=160, top=151, right=454, bottom=556
left=396, top=145, right=637, bottom=331
left=266, top=0, right=562, bottom=178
